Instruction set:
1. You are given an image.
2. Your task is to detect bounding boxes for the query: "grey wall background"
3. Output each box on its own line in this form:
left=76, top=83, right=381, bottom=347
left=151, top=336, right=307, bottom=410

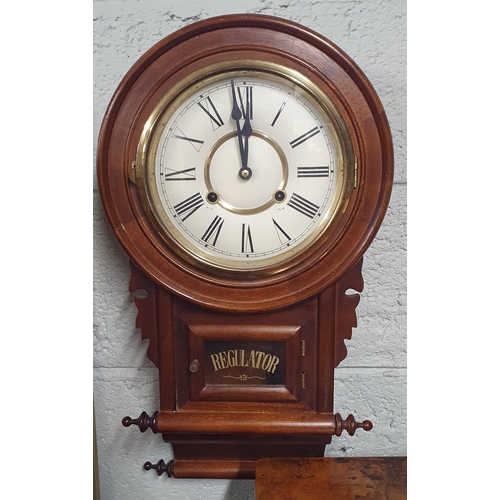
left=93, top=1, right=406, bottom=499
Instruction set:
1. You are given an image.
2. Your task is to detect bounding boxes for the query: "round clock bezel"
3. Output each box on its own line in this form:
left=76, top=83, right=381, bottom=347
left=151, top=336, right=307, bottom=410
left=135, top=60, right=355, bottom=276
left=97, top=14, right=393, bottom=311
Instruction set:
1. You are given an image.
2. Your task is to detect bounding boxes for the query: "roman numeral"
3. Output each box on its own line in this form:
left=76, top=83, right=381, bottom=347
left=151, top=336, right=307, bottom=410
left=172, top=127, right=204, bottom=152
left=287, top=193, right=320, bottom=219
left=297, top=166, right=330, bottom=178
left=162, top=167, right=196, bottom=181
left=290, top=126, right=320, bottom=149
left=198, top=97, right=224, bottom=129
left=272, top=219, right=291, bottom=244
left=241, top=223, right=254, bottom=253
left=237, top=85, right=253, bottom=120
left=201, top=216, right=224, bottom=246
left=173, top=193, right=204, bottom=221
left=271, top=94, right=289, bottom=127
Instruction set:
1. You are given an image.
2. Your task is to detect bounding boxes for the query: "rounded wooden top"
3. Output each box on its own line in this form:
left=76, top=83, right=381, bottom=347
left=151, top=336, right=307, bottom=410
left=97, top=14, right=393, bottom=312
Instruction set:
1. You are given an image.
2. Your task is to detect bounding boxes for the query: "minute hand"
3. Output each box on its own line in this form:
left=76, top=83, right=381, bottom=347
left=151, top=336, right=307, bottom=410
left=241, top=89, right=253, bottom=173
left=242, top=87, right=253, bottom=138
left=230, top=80, right=252, bottom=179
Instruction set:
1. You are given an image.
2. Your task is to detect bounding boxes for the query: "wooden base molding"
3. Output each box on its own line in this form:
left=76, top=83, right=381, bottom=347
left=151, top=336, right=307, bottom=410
left=126, top=412, right=372, bottom=478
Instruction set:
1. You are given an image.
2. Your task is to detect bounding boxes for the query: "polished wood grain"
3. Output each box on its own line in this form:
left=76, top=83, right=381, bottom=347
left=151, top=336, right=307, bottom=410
left=255, top=457, right=407, bottom=500
left=97, top=13, right=393, bottom=312
left=126, top=259, right=369, bottom=478
left=101, top=13, right=394, bottom=479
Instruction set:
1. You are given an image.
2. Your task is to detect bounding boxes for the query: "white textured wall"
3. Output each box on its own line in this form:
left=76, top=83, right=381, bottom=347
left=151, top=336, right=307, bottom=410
left=93, top=1, right=406, bottom=499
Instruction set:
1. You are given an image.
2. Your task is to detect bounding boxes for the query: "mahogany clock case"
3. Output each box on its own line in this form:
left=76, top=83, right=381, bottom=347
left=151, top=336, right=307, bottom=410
left=97, top=13, right=393, bottom=313
left=97, top=14, right=394, bottom=480
left=125, top=258, right=370, bottom=479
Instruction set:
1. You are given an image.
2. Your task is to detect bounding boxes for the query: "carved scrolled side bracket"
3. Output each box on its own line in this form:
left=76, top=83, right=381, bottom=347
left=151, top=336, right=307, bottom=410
left=122, top=411, right=159, bottom=433
left=333, top=413, right=373, bottom=436
left=334, top=257, right=364, bottom=368
left=129, top=262, right=159, bottom=367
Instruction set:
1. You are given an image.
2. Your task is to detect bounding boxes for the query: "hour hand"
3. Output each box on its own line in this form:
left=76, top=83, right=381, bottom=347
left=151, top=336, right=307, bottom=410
left=231, top=79, right=242, bottom=121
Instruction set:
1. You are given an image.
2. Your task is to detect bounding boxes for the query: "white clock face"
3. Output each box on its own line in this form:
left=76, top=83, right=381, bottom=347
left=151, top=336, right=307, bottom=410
left=138, top=66, right=352, bottom=273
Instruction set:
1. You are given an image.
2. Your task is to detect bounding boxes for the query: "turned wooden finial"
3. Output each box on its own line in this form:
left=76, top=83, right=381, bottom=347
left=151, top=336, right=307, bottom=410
left=334, top=413, right=373, bottom=436
left=122, top=411, right=159, bottom=433
left=144, top=459, right=175, bottom=477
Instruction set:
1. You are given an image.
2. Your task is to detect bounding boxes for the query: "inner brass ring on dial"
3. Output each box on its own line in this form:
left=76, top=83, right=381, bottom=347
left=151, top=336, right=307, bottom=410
left=204, top=130, right=289, bottom=215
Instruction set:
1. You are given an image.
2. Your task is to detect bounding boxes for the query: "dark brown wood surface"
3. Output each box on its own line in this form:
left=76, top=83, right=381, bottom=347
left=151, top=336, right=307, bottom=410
left=255, top=457, right=407, bottom=500
left=97, top=13, right=393, bottom=312
left=125, top=260, right=369, bottom=478
left=102, top=13, right=394, bottom=480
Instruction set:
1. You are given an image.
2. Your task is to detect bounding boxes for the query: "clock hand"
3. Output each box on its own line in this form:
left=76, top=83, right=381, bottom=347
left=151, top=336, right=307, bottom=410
left=239, top=87, right=254, bottom=179
left=242, top=86, right=253, bottom=137
left=230, top=79, right=245, bottom=159
left=240, top=134, right=250, bottom=180
left=230, top=79, right=252, bottom=180
left=230, top=79, right=242, bottom=121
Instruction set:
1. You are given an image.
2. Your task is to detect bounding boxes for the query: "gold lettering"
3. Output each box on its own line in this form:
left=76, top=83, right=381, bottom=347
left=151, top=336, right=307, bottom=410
left=261, top=354, right=271, bottom=371
left=219, top=351, right=228, bottom=369
left=210, top=349, right=281, bottom=374
left=255, top=351, right=265, bottom=369
left=210, top=353, right=222, bottom=371
left=247, top=350, right=255, bottom=367
left=268, top=355, right=279, bottom=374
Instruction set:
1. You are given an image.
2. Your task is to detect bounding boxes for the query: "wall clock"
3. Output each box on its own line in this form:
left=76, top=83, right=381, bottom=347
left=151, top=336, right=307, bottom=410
left=97, top=13, right=393, bottom=479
